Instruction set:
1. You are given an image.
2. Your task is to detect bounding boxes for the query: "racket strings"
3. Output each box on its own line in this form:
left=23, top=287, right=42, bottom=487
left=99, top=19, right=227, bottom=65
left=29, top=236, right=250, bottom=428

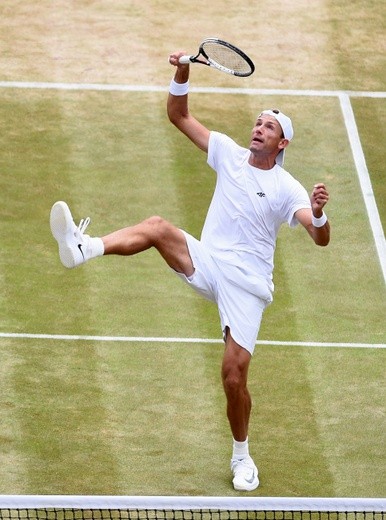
left=202, top=41, right=252, bottom=75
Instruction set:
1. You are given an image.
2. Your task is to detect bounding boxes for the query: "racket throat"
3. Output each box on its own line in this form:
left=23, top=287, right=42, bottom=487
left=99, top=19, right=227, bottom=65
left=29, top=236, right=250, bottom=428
left=195, top=57, right=210, bottom=66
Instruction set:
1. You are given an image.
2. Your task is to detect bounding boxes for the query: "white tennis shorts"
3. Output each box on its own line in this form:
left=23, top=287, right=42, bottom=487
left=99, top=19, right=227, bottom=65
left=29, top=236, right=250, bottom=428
left=173, top=231, right=271, bottom=355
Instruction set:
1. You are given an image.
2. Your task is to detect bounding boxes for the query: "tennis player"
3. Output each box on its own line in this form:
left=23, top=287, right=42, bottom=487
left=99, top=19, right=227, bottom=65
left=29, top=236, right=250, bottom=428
left=50, top=51, right=330, bottom=492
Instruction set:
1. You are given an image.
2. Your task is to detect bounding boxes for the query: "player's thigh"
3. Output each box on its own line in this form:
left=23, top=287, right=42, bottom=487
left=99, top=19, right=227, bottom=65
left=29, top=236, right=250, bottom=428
left=153, top=218, right=194, bottom=276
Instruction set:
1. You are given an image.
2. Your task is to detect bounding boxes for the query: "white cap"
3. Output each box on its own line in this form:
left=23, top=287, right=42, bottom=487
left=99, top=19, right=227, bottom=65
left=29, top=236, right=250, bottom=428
left=260, top=109, right=294, bottom=166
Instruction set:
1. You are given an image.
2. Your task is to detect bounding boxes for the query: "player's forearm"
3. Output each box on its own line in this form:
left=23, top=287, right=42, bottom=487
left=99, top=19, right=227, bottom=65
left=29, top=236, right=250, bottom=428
left=173, top=64, right=190, bottom=84
left=167, top=68, right=190, bottom=126
left=312, top=220, right=330, bottom=246
left=167, top=91, right=189, bottom=127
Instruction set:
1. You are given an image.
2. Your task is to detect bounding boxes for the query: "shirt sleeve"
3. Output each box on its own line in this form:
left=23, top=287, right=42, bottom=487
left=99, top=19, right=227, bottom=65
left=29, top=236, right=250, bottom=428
left=207, top=131, right=238, bottom=172
left=287, top=180, right=311, bottom=227
left=207, top=131, right=221, bottom=172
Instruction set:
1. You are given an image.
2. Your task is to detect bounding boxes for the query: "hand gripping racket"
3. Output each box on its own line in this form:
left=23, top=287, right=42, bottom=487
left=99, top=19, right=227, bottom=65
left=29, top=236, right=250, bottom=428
left=179, top=38, right=255, bottom=77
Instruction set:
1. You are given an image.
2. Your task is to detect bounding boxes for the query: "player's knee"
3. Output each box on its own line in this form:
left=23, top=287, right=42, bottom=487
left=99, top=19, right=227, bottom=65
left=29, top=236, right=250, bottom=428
left=145, top=215, right=164, bottom=229
left=222, top=367, right=245, bottom=397
left=145, top=216, right=174, bottom=243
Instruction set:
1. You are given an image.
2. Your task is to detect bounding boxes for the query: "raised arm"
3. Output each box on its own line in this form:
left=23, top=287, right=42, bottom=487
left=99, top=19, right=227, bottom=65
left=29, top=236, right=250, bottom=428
left=167, top=51, right=210, bottom=153
left=295, top=183, right=330, bottom=246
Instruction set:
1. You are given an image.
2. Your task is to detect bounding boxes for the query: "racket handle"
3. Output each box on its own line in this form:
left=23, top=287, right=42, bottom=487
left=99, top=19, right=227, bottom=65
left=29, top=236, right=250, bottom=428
left=178, top=55, right=192, bottom=64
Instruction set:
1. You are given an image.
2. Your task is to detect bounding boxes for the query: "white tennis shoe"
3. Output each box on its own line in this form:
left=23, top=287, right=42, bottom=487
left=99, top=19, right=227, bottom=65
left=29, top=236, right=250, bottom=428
left=231, top=456, right=259, bottom=491
left=50, top=201, right=92, bottom=268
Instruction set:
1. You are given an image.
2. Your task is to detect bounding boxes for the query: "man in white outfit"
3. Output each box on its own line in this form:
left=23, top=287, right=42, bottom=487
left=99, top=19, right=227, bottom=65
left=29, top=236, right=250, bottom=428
left=50, top=50, right=330, bottom=491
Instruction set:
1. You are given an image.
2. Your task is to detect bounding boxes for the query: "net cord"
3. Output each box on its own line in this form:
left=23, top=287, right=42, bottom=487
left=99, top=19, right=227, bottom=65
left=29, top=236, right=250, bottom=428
left=0, top=497, right=384, bottom=512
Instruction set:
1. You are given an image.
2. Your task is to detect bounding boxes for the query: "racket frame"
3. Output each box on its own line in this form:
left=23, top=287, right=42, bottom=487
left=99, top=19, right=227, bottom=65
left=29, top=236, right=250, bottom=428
left=179, top=38, right=255, bottom=77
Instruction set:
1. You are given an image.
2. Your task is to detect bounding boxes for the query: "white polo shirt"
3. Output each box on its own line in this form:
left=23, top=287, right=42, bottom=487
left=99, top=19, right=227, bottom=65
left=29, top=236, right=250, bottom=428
left=202, top=131, right=311, bottom=296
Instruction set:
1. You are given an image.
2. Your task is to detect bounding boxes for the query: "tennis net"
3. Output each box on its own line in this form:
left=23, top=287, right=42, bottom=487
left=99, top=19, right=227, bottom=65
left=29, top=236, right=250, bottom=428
left=0, top=496, right=384, bottom=520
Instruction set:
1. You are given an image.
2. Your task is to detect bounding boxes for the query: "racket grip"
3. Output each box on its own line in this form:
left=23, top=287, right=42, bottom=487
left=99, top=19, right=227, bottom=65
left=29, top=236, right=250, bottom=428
left=178, top=55, right=192, bottom=64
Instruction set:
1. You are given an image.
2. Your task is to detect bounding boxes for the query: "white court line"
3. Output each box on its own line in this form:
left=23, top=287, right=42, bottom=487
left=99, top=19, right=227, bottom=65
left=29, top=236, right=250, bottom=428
left=0, top=80, right=385, bottom=97
left=339, top=93, right=386, bottom=283
left=0, top=332, right=384, bottom=348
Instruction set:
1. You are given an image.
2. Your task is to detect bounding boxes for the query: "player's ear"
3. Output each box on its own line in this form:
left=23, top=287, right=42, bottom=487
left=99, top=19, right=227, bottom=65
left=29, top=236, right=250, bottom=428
left=278, top=138, right=289, bottom=150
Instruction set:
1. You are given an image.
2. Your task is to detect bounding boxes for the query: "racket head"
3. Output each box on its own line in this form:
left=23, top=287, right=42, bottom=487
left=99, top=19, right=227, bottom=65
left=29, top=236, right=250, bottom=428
left=199, top=38, right=255, bottom=77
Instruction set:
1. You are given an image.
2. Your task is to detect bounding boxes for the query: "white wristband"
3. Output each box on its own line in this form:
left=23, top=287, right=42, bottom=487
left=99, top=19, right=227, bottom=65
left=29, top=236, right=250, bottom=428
left=312, top=211, right=328, bottom=227
left=169, top=79, right=189, bottom=96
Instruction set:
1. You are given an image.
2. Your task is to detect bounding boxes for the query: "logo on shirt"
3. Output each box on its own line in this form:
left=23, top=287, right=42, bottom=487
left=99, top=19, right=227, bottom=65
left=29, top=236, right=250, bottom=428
left=256, top=192, right=266, bottom=198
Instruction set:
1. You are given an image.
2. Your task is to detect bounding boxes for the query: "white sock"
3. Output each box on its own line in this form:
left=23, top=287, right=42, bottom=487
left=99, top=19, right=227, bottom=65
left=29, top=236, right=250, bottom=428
left=232, top=437, right=249, bottom=460
left=89, top=237, right=105, bottom=259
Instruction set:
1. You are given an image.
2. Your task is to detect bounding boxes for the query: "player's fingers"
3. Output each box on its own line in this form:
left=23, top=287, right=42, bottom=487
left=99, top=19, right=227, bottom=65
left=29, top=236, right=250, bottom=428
left=313, top=186, right=329, bottom=198
left=168, top=51, right=187, bottom=65
left=314, top=191, right=329, bottom=201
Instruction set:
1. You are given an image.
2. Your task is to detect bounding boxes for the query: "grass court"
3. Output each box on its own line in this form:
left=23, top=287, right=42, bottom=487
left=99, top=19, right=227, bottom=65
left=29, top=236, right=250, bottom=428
left=0, top=0, right=385, bottom=498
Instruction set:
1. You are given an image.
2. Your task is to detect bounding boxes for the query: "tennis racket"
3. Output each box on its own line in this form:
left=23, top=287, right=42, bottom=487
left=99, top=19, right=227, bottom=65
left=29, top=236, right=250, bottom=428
left=178, top=38, right=255, bottom=77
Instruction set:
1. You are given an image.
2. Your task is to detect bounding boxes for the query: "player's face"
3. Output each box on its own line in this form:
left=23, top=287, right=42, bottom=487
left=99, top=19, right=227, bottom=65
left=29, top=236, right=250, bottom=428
left=249, top=115, right=284, bottom=155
